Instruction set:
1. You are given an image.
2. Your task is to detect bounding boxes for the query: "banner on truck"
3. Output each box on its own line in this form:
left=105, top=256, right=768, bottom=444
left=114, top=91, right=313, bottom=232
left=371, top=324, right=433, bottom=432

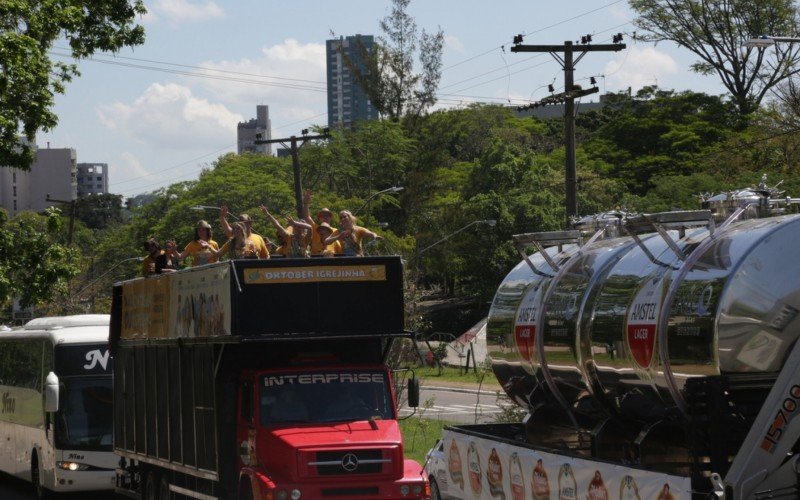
left=121, top=276, right=170, bottom=339
left=243, top=264, right=386, bottom=284
left=169, top=265, right=231, bottom=338
left=440, top=429, right=690, bottom=500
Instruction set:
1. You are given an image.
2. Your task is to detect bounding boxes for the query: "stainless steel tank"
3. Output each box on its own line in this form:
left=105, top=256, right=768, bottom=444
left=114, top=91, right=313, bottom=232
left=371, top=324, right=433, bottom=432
left=489, top=199, right=800, bottom=421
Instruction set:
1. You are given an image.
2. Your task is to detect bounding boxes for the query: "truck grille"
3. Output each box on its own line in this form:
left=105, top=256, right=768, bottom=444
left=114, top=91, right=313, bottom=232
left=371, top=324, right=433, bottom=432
left=310, top=449, right=388, bottom=475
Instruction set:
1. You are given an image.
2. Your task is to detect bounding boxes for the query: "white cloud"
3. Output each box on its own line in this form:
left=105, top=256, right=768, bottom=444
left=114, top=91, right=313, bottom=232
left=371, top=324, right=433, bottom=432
left=112, top=152, right=150, bottom=184
left=195, top=39, right=327, bottom=132
left=97, top=83, right=243, bottom=150
left=146, top=0, right=224, bottom=24
left=604, top=46, right=679, bottom=91
left=445, top=35, right=465, bottom=54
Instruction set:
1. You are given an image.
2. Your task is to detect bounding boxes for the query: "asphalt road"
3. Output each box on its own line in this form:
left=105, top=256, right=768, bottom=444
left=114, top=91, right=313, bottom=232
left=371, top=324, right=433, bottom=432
left=0, top=471, right=119, bottom=500
left=399, top=385, right=504, bottom=424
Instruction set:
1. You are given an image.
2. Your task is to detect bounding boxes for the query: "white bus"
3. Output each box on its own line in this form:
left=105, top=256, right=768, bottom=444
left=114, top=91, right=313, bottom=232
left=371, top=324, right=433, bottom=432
left=0, top=315, right=115, bottom=497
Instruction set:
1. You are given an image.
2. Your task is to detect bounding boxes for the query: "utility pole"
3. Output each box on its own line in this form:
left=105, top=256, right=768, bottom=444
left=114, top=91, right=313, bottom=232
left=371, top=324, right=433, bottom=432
left=255, top=129, right=330, bottom=218
left=512, top=35, right=625, bottom=225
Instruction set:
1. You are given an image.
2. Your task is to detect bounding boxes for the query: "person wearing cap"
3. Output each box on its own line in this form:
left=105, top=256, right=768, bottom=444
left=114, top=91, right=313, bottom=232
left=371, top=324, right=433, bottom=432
left=259, top=204, right=312, bottom=258
left=325, top=210, right=382, bottom=256
left=316, top=222, right=342, bottom=256
left=219, top=204, right=270, bottom=258
left=301, top=189, right=339, bottom=255
left=179, top=220, right=220, bottom=266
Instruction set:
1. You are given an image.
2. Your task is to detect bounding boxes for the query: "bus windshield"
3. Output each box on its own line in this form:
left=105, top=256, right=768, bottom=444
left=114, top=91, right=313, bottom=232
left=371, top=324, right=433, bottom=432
left=259, top=369, right=394, bottom=425
left=55, top=376, right=113, bottom=450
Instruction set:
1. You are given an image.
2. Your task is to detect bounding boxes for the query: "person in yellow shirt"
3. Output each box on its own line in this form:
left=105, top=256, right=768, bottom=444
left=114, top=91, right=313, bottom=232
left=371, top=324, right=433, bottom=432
left=316, top=222, right=342, bottom=256
left=301, top=190, right=339, bottom=255
left=179, top=220, right=220, bottom=266
left=259, top=204, right=312, bottom=258
left=325, top=210, right=381, bottom=256
left=219, top=204, right=270, bottom=258
left=212, top=222, right=262, bottom=259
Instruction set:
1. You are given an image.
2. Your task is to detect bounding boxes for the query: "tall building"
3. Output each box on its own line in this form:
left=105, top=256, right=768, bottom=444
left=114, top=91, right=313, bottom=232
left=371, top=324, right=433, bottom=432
left=0, top=143, right=76, bottom=216
left=237, top=105, right=271, bottom=155
left=77, top=163, right=109, bottom=196
left=327, top=35, right=379, bottom=128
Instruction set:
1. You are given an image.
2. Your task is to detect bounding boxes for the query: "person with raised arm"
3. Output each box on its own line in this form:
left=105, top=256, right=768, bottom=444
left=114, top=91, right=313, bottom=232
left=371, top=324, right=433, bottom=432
left=259, top=204, right=312, bottom=258
left=324, top=210, right=382, bottom=257
left=301, top=189, right=339, bottom=256
left=219, top=204, right=270, bottom=258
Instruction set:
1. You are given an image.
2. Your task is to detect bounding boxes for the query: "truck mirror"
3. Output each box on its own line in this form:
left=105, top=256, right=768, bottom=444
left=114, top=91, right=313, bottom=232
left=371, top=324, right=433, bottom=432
left=44, top=372, right=59, bottom=413
left=407, top=376, right=420, bottom=408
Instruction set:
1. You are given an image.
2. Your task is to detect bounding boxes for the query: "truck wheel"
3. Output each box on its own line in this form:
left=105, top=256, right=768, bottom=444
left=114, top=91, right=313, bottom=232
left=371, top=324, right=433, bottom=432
left=31, top=453, right=50, bottom=499
left=429, top=476, right=442, bottom=500
left=144, top=471, right=158, bottom=500
left=159, top=474, right=171, bottom=500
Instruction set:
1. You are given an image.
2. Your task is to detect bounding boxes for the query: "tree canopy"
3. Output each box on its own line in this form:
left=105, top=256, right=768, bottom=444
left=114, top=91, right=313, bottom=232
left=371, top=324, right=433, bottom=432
left=630, top=0, right=800, bottom=114
left=0, top=0, right=146, bottom=170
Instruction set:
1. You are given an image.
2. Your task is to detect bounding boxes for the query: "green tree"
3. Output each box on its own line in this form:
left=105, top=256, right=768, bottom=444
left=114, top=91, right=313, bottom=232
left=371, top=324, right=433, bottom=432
left=73, top=194, right=124, bottom=230
left=1, top=0, right=146, bottom=170
left=345, top=0, right=444, bottom=120
left=0, top=208, right=79, bottom=311
left=630, top=0, right=800, bottom=114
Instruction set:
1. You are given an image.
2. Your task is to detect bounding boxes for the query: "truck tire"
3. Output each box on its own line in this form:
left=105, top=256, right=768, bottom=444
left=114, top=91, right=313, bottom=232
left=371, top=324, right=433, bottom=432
left=144, top=471, right=158, bottom=500
left=429, top=476, right=442, bottom=500
left=31, top=453, right=50, bottom=499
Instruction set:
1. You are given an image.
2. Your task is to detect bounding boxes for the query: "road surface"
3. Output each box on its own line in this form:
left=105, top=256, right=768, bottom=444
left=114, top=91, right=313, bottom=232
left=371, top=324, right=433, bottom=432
left=399, top=385, right=504, bottom=424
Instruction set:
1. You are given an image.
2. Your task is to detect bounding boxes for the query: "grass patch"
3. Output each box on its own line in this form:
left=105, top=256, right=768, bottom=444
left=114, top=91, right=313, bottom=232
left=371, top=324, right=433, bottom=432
left=400, top=416, right=457, bottom=464
left=410, top=364, right=500, bottom=387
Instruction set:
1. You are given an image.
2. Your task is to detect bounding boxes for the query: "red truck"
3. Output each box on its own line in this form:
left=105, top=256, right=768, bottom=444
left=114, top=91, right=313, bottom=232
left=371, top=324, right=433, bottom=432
left=110, top=256, right=429, bottom=500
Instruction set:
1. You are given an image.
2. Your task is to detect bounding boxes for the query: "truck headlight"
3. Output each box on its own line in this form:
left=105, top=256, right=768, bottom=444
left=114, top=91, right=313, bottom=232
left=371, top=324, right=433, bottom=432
left=400, top=484, right=410, bottom=496
left=290, top=490, right=302, bottom=500
left=412, top=484, right=422, bottom=495
left=56, top=461, right=90, bottom=471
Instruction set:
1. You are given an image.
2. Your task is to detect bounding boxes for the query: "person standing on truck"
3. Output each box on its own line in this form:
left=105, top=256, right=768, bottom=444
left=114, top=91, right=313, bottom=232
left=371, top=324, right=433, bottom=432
left=141, top=238, right=178, bottom=276
left=325, top=210, right=382, bottom=256
left=210, top=221, right=265, bottom=259
left=219, top=204, right=270, bottom=258
left=179, top=220, right=219, bottom=266
left=316, top=222, right=342, bottom=256
left=260, top=204, right=312, bottom=258
left=301, top=189, right=339, bottom=255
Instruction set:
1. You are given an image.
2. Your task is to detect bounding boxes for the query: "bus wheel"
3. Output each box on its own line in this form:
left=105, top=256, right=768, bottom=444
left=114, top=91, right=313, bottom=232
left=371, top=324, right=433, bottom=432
left=159, top=473, right=171, bottom=500
left=31, top=453, right=50, bottom=499
left=144, top=471, right=158, bottom=500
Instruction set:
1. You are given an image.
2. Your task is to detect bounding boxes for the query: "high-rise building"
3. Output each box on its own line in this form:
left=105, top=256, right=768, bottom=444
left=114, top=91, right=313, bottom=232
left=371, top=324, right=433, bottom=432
left=77, top=163, right=109, bottom=196
left=327, top=35, right=379, bottom=128
left=237, top=105, right=271, bottom=155
left=0, top=143, right=76, bottom=216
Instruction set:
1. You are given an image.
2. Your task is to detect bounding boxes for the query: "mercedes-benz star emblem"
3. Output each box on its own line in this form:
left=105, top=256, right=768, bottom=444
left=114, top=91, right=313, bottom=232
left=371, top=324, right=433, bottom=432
left=341, top=453, right=359, bottom=472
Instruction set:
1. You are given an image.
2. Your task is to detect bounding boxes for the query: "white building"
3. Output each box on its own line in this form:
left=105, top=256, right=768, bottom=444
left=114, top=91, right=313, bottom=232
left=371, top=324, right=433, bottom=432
left=0, top=144, right=77, bottom=216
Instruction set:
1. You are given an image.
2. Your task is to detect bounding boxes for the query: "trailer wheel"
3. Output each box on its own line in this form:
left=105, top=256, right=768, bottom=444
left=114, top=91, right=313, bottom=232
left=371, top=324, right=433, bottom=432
left=31, top=453, right=50, bottom=499
left=144, top=471, right=159, bottom=500
left=429, top=476, right=442, bottom=500
left=159, top=474, right=171, bottom=500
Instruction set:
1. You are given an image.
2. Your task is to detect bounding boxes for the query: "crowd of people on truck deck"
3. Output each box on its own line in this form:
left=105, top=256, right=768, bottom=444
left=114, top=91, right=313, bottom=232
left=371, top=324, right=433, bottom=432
left=141, top=190, right=383, bottom=276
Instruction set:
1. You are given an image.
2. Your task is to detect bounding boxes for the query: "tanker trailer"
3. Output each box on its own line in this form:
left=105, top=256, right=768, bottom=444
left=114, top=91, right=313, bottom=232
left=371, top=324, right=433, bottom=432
left=435, top=184, right=800, bottom=499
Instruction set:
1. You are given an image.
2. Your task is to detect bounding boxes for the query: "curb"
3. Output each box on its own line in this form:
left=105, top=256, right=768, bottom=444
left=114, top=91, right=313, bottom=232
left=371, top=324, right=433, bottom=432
left=421, top=385, right=502, bottom=396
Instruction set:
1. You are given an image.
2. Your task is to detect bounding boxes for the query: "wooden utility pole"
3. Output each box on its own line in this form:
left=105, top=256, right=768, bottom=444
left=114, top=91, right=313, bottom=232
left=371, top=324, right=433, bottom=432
left=512, top=38, right=625, bottom=224
left=255, top=130, right=329, bottom=218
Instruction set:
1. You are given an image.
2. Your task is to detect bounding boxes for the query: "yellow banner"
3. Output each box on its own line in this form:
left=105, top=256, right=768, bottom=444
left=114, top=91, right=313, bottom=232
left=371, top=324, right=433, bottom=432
left=121, top=276, right=170, bottom=339
left=244, top=265, right=387, bottom=284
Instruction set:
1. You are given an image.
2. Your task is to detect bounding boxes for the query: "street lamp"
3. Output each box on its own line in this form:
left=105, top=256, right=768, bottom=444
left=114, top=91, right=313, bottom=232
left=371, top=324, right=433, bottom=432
left=191, top=205, right=239, bottom=220
left=353, top=186, right=404, bottom=216
left=744, top=35, right=800, bottom=48
left=74, top=256, right=144, bottom=311
left=416, top=219, right=497, bottom=257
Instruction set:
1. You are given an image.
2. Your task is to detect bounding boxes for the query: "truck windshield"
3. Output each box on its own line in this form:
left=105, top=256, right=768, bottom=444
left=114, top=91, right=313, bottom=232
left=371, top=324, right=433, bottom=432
left=55, top=376, right=113, bottom=450
left=259, top=369, right=394, bottom=424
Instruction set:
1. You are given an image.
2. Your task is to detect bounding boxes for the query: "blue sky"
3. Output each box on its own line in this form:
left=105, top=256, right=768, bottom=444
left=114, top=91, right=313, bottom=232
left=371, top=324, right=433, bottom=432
left=38, top=0, right=732, bottom=198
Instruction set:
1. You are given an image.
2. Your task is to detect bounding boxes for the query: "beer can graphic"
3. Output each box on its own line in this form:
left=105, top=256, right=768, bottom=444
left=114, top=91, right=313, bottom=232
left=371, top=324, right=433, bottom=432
left=448, top=440, right=464, bottom=490
left=618, top=475, right=641, bottom=500
left=587, top=470, right=609, bottom=500
left=531, top=458, right=550, bottom=500
left=509, top=452, right=525, bottom=500
left=557, top=463, right=577, bottom=500
left=467, top=441, right=483, bottom=496
left=487, top=448, right=505, bottom=499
